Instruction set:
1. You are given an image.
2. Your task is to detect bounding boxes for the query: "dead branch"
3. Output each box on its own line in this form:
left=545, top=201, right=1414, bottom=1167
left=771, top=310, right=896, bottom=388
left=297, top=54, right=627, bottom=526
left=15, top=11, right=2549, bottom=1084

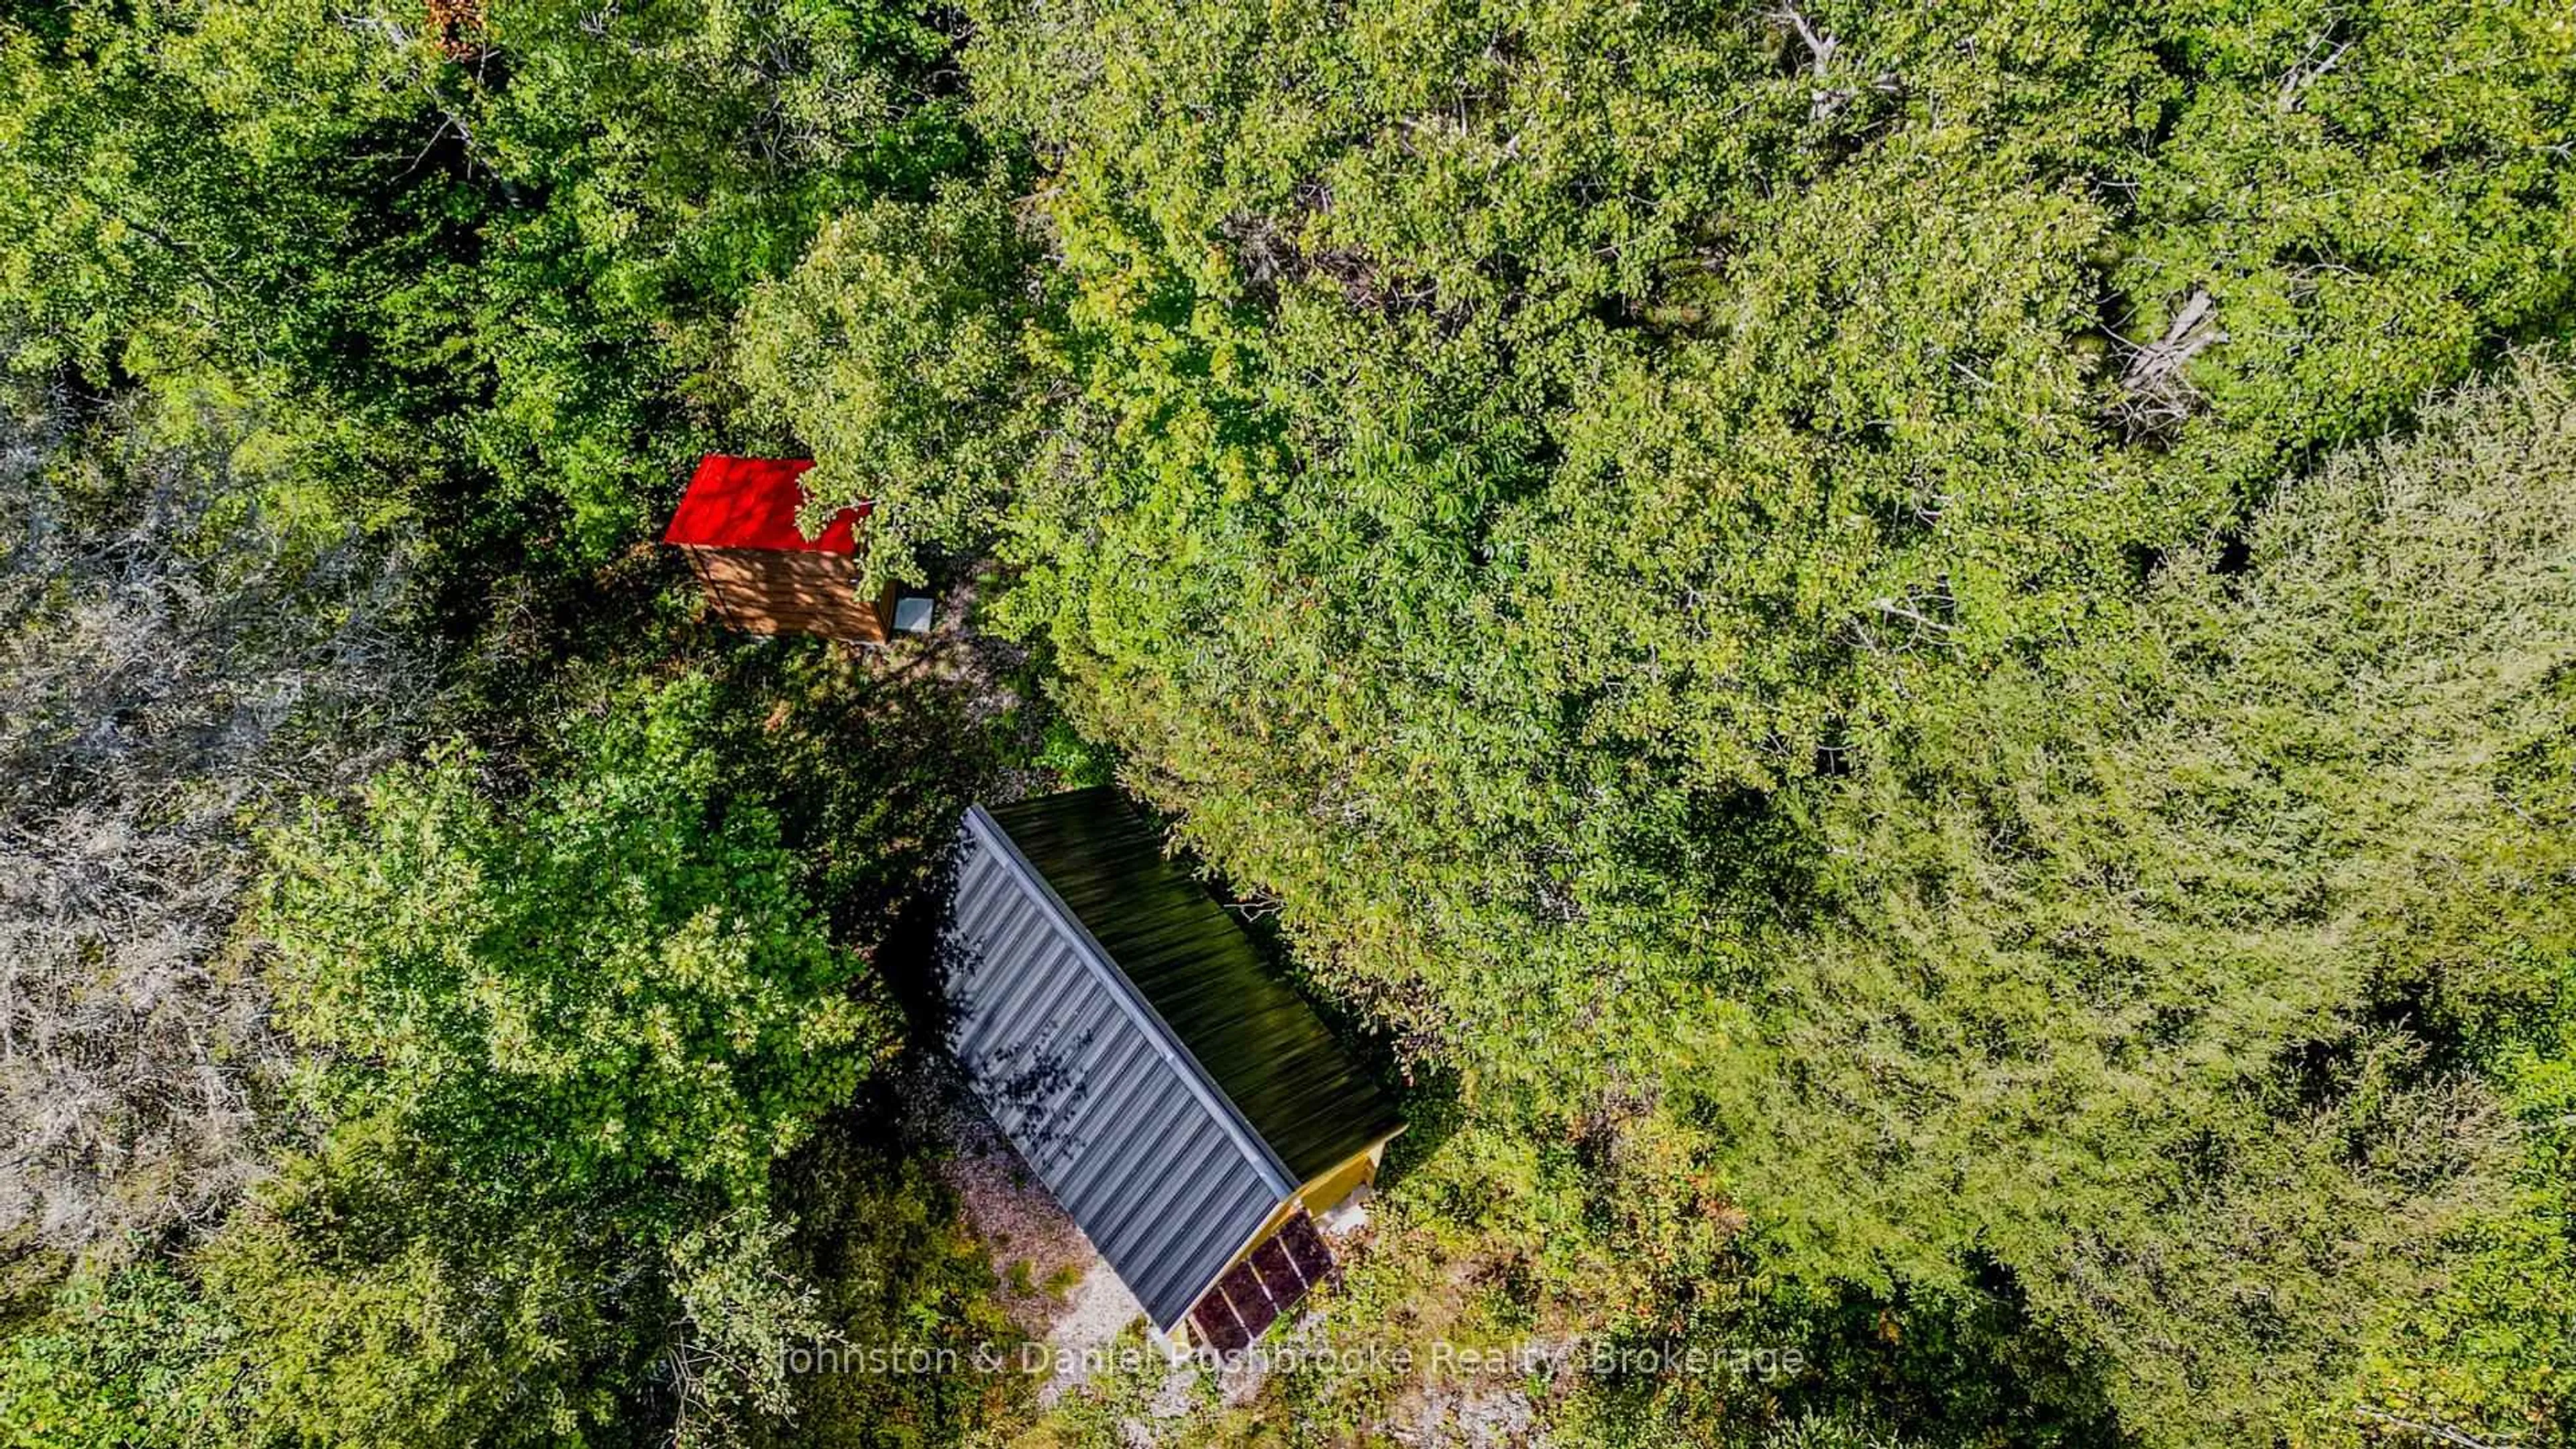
left=1768, top=5, right=1902, bottom=123
left=2351, top=1405, right=2519, bottom=1449
left=1770, top=4, right=1839, bottom=77
left=2112, top=287, right=2227, bottom=439
left=2278, top=17, right=2353, bottom=113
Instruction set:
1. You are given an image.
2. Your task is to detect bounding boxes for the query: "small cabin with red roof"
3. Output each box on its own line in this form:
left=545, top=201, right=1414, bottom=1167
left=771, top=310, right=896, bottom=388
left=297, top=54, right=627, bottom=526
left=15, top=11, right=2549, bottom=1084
left=663, top=455, right=899, bottom=642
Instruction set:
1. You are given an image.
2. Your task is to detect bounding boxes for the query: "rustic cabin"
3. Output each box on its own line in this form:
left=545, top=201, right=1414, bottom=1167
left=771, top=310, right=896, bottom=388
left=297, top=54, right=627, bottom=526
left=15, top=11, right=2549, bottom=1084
left=946, top=788, right=1404, bottom=1352
left=661, top=454, right=898, bottom=641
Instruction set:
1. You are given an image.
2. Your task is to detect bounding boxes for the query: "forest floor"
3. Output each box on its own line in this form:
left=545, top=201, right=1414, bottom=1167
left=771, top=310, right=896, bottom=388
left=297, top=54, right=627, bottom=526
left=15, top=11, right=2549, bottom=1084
left=904, top=1056, right=1146, bottom=1401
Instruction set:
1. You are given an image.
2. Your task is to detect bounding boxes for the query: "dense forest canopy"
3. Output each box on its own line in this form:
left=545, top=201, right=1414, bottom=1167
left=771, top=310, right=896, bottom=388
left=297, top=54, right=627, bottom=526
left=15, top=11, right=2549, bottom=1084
left=0, top=1, right=2571, bottom=1447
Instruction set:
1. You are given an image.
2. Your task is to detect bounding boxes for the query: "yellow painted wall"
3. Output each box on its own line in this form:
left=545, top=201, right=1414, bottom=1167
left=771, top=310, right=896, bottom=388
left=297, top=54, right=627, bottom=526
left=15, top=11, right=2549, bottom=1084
left=1295, top=1139, right=1385, bottom=1220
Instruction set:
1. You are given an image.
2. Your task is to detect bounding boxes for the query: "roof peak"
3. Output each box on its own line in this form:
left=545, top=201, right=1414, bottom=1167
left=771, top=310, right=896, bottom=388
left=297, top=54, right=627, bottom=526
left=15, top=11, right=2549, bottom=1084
left=963, top=804, right=1297, bottom=1195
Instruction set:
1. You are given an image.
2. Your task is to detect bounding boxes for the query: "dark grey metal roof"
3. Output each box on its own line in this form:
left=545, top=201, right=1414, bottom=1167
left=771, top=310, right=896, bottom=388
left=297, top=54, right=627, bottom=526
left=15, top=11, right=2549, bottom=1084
left=980, top=788, right=1405, bottom=1181
left=945, top=789, right=1405, bottom=1332
left=947, top=804, right=1291, bottom=1330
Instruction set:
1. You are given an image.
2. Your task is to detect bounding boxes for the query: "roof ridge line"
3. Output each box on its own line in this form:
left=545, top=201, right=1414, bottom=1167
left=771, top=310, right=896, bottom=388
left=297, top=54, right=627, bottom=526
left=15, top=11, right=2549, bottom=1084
left=961, top=804, right=1298, bottom=1199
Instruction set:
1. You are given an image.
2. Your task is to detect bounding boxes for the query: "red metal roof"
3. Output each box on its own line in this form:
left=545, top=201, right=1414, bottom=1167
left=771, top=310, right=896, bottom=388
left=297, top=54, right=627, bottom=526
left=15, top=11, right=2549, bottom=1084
left=661, top=455, right=871, bottom=554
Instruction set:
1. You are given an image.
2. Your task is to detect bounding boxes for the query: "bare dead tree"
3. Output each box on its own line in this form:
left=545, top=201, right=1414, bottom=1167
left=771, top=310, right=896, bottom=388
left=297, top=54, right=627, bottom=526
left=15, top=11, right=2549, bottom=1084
left=0, top=394, right=429, bottom=1259
left=1223, top=886, right=1286, bottom=924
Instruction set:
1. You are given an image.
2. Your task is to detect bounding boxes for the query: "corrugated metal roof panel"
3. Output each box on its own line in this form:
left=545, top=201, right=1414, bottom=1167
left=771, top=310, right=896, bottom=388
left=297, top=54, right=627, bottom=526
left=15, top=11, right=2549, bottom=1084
left=947, top=806, right=1288, bottom=1331
left=981, top=788, right=1405, bottom=1183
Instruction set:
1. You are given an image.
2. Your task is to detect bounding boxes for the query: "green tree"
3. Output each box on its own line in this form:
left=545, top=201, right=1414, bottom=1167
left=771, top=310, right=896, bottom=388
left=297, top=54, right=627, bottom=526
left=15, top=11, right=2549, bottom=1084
left=0, top=0, right=977, bottom=562
left=260, top=674, right=892, bottom=1203
left=0, top=672, right=908, bottom=1448
left=859, top=0, right=2576, bottom=1424
left=937, top=0, right=2576, bottom=1091
left=736, top=172, right=1047, bottom=588
left=1707, top=352, right=2576, bottom=1443
left=242, top=672, right=894, bottom=1439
